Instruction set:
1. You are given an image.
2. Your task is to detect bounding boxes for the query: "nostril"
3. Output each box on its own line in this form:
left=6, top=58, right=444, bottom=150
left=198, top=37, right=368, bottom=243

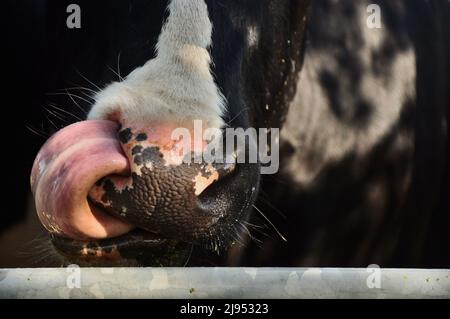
left=197, top=165, right=238, bottom=202
left=191, top=161, right=236, bottom=197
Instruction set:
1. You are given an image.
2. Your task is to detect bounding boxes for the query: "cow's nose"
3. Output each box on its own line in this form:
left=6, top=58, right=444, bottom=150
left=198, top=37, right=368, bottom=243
left=31, top=119, right=238, bottom=243
left=87, top=120, right=237, bottom=242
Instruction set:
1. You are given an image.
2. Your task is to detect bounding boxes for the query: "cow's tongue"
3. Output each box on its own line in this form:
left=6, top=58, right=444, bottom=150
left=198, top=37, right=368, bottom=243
left=31, top=120, right=135, bottom=240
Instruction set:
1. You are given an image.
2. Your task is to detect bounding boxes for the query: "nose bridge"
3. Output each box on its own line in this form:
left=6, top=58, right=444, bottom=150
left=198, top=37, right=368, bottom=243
left=87, top=0, right=226, bottom=132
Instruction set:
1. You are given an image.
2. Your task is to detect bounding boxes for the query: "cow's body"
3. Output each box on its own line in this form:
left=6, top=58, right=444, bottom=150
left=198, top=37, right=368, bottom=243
left=4, top=0, right=449, bottom=267
left=231, top=0, right=450, bottom=267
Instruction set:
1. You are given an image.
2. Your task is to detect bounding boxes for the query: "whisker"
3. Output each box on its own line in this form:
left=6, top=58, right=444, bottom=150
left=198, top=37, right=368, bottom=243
left=117, top=51, right=122, bottom=80
left=183, top=244, right=194, bottom=267
left=75, top=68, right=102, bottom=91
left=225, top=107, right=251, bottom=127
left=49, top=101, right=88, bottom=119
left=245, top=220, right=272, bottom=239
left=44, top=106, right=71, bottom=123
left=48, top=104, right=84, bottom=121
left=66, top=90, right=95, bottom=102
left=252, top=204, right=287, bottom=242
left=17, top=239, right=46, bottom=259
left=25, top=124, right=49, bottom=139
left=257, top=192, right=287, bottom=220
left=64, top=89, right=91, bottom=115
left=73, top=90, right=97, bottom=110
left=229, top=228, right=247, bottom=249
left=239, top=222, right=263, bottom=247
left=46, top=92, right=93, bottom=105
left=44, top=114, right=60, bottom=130
left=243, top=220, right=265, bottom=229
left=18, top=234, right=63, bottom=267
left=107, top=64, right=124, bottom=82
left=60, top=86, right=97, bottom=94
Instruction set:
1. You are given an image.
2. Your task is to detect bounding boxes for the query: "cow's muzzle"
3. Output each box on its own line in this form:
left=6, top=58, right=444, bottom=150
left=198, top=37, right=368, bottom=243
left=31, top=119, right=259, bottom=264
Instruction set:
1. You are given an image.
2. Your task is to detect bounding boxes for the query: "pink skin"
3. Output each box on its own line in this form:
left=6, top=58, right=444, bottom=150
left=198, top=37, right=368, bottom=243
left=31, top=119, right=210, bottom=241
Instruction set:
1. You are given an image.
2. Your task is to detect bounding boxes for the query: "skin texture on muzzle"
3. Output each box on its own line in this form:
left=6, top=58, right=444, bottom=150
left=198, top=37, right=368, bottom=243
left=90, top=123, right=242, bottom=243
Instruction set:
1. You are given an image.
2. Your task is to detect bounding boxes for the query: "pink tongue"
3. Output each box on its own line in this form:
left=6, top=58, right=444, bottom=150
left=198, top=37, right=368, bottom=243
left=31, top=120, right=135, bottom=240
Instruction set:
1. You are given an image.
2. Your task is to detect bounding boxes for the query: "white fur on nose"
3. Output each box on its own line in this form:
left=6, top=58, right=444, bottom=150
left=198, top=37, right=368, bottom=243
left=88, top=0, right=225, bottom=129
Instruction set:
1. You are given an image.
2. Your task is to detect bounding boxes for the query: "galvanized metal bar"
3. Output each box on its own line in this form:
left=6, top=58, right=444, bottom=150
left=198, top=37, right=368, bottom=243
left=0, top=268, right=449, bottom=299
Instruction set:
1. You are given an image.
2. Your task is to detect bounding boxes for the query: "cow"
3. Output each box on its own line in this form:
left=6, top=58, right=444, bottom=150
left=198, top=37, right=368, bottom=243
left=4, top=0, right=449, bottom=267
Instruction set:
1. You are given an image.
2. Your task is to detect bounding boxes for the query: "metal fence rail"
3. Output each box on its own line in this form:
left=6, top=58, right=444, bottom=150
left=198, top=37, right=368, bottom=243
left=0, top=268, right=449, bottom=299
